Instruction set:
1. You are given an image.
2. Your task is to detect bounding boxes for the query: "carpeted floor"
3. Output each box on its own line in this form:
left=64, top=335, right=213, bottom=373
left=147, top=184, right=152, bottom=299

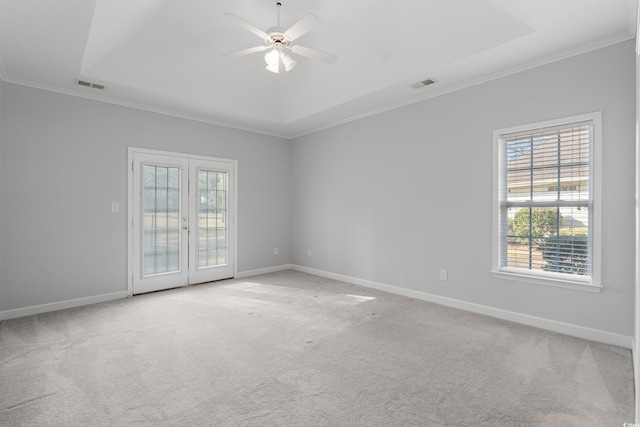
left=0, top=270, right=634, bottom=426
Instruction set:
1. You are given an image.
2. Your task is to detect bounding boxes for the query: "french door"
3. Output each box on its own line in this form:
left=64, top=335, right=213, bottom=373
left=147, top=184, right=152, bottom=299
left=129, top=149, right=235, bottom=294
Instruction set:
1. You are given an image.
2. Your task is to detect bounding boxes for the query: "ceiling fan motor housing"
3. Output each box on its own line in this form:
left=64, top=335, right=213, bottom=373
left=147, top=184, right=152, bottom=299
left=266, top=32, right=291, bottom=48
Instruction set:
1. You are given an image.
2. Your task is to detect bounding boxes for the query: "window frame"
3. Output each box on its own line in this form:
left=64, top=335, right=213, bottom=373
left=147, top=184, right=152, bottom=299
left=491, top=112, right=602, bottom=293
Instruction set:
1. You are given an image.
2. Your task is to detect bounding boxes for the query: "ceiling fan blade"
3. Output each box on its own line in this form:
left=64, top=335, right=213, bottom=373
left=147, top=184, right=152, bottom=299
left=284, top=13, right=320, bottom=41
left=291, top=45, right=337, bottom=64
left=223, top=45, right=269, bottom=58
left=224, top=13, right=269, bottom=40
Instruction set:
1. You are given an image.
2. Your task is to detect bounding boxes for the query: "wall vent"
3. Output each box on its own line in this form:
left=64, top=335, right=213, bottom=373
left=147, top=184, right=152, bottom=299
left=409, top=78, right=436, bottom=89
left=77, top=80, right=105, bottom=90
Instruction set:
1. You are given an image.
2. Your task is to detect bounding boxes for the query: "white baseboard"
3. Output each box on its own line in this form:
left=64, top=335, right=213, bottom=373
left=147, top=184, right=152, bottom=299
left=0, top=291, right=129, bottom=321
left=236, top=264, right=293, bottom=279
left=2, top=267, right=632, bottom=350
left=0, top=264, right=291, bottom=321
left=292, top=265, right=633, bottom=349
left=634, top=338, right=638, bottom=423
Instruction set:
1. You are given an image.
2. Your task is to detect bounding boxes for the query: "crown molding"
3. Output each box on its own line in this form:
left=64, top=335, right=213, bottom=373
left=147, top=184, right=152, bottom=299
left=1, top=76, right=292, bottom=140
left=1, top=32, right=634, bottom=141
left=291, top=33, right=635, bottom=139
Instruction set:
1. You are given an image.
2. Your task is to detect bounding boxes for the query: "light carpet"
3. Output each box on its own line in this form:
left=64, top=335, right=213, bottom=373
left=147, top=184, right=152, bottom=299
left=0, top=270, right=634, bottom=426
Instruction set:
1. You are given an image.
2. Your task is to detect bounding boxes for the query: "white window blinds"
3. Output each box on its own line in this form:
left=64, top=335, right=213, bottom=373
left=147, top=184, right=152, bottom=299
left=498, top=120, right=593, bottom=279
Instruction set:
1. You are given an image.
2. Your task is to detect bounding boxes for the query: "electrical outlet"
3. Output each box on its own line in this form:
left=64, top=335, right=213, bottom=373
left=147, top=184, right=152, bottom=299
left=274, top=248, right=279, bottom=256
left=307, top=249, right=312, bottom=257
left=440, top=269, right=448, bottom=281
left=111, top=202, right=120, bottom=213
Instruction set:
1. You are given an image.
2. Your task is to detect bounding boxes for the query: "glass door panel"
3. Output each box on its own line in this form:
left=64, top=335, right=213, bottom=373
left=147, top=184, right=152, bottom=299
left=143, top=165, right=182, bottom=275
left=197, top=170, right=228, bottom=269
left=189, top=159, right=234, bottom=284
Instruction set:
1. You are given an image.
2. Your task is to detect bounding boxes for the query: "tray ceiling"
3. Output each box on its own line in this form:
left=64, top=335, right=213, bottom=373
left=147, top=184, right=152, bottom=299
left=0, top=0, right=635, bottom=137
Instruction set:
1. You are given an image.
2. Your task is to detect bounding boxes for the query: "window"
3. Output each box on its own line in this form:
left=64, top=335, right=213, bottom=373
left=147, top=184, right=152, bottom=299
left=547, top=185, right=577, bottom=192
left=492, top=113, right=601, bottom=292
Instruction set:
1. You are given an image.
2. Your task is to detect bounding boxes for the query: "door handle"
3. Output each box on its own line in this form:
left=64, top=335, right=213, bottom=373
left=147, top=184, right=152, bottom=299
left=182, top=226, right=189, bottom=230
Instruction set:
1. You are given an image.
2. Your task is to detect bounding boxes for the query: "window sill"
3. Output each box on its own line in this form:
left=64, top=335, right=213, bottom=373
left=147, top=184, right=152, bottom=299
left=491, top=270, right=602, bottom=293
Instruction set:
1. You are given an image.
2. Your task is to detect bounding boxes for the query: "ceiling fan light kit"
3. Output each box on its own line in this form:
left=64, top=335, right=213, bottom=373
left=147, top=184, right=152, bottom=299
left=224, top=1, right=337, bottom=74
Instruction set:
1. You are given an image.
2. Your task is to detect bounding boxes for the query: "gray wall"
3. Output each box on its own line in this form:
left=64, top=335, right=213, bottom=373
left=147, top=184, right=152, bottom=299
left=292, top=40, right=636, bottom=337
left=635, top=13, right=640, bottom=418
left=0, top=84, right=292, bottom=310
left=0, top=41, right=635, bottom=340
left=0, top=79, right=3, bottom=312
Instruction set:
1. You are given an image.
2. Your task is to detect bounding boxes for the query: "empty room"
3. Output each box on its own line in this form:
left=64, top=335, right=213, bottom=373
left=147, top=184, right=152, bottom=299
left=1, top=0, right=639, bottom=425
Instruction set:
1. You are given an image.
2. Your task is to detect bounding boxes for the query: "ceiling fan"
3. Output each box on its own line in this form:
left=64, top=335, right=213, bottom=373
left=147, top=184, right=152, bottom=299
left=223, top=2, right=337, bottom=74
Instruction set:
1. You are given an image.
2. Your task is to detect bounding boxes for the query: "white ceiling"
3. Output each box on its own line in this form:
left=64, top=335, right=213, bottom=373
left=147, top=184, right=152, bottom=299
left=0, top=0, right=636, bottom=138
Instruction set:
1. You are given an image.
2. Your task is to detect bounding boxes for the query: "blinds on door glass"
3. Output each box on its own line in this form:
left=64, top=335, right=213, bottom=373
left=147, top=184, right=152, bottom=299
left=499, top=120, right=592, bottom=277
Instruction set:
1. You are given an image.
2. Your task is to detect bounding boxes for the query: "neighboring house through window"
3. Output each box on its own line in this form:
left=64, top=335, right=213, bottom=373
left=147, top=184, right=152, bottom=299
left=492, top=112, right=602, bottom=292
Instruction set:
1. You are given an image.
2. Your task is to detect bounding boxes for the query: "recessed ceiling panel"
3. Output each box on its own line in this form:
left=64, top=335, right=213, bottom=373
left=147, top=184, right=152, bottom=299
left=279, top=0, right=534, bottom=123
left=0, top=0, right=635, bottom=137
left=81, top=0, right=532, bottom=126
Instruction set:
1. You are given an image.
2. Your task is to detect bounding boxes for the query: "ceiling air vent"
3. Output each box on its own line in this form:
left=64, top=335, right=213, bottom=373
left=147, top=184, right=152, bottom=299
left=77, top=80, right=105, bottom=90
left=409, top=78, right=436, bottom=89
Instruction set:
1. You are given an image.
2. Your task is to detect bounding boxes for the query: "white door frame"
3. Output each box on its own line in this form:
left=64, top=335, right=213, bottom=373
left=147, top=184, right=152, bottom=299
left=127, top=147, right=238, bottom=296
